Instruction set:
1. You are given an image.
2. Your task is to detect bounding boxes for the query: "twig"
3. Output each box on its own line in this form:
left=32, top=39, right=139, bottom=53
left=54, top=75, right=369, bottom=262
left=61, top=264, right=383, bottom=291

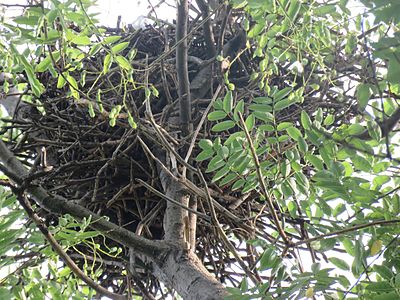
left=292, top=219, right=400, bottom=247
left=238, top=112, right=291, bottom=244
left=137, top=179, right=210, bottom=221
left=15, top=191, right=127, bottom=300
left=197, top=168, right=260, bottom=285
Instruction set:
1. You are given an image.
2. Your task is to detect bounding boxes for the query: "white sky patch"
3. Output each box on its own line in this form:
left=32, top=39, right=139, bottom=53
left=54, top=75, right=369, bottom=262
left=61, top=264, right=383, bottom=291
left=92, top=0, right=176, bottom=28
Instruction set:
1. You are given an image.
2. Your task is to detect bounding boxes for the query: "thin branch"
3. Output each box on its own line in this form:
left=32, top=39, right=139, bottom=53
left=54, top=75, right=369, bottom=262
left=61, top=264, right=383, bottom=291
left=137, top=178, right=210, bottom=221
left=238, top=112, right=291, bottom=244
left=197, top=169, right=260, bottom=285
left=292, top=219, right=400, bottom=247
left=15, top=192, right=127, bottom=300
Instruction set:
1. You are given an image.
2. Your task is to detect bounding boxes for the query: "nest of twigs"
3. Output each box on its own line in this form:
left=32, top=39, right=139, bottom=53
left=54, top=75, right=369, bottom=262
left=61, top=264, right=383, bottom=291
left=2, top=19, right=358, bottom=295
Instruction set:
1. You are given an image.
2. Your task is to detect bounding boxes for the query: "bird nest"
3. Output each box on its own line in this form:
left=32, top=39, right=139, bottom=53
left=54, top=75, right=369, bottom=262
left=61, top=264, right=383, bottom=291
left=1, top=20, right=357, bottom=295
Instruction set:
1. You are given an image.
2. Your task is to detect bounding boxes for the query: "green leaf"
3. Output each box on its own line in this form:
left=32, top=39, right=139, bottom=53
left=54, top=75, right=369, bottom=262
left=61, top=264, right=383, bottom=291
left=356, top=84, right=372, bottom=111
left=223, top=91, right=233, bottom=113
left=199, top=139, right=213, bottom=150
left=253, top=111, right=274, bottom=122
left=287, top=201, right=297, bottom=217
left=17, top=53, right=45, bottom=97
left=103, top=53, right=112, bottom=74
left=211, top=120, right=235, bottom=132
left=128, top=114, right=137, bottom=129
left=208, top=111, right=228, bottom=121
left=115, top=55, right=131, bottom=70
left=259, top=248, right=276, bottom=270
left=128, top=48, right=137, bottom=60
left=111, top=42, right=130, bottom=54
left=88, top=102, right=95, bottom=118
left=286, top=127, right=302, bottom=141
left=232, top=179, right=245, bottom=191
left=252, top=97, right=273, bottom=104
left=212, top=166, right=230, bottom=182
left=0, top=288, right=12, bottom=298
left=207, top=156, right=225, bottom=172
left=301, top=111, right=312, bottom=130
left=373, top=265, right=393, bottom=280
left=248, top=104, right=273, bottom=112
left=248, top=22, right=265, bottom=38
left=196, top=150, right=214, bottom=161
left=233, top=99, right=244, bottom=120
left=323, top=114, right=335, bottom=126
left=219, top=173, right=237, bottom=186
left=328, top=257, right=350, bottom=270
left=287, top=0, right=301, bottom=21
left=58, top=267, right=71, bottom=277
left=297, top=136, right=308, bottom=153
left=274, top=87, right=292, bottom=101
left=352, top=155, right=372, bottom=172
left=274, top=98, right=297, bottom=111
left=103, top=36, right=122, bottom=44
left=56, top=74, right=66, bottom=89
left=373, top=175, right=390, bottom=189
left=242, top=179, right=259, bottom=193
left=345, top=34, right=358, bottom=54
left=347, top=124, right=365, bottom=136
left=367, top=120, right=382, bottom=141
left=277, top=122, right=293, bottom=131
left=245, top=114, right=255, bottom=131
left=66, top=75, right=79, bottom=99
left=36, top=56, right=52, bottom=72
left=305, top=153, right=324, bottom=170
left=14, top=15, right=40, bottom=26
left=71, top=35, right=91, bottom=46
left=364, top=281, right=393, bottom=292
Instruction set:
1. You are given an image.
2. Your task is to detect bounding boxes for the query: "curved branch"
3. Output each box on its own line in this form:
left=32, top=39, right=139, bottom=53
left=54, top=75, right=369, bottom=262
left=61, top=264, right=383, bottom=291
left=16, top=192, right=127, bottom=300
left=0, top=140, right=168, bottom=260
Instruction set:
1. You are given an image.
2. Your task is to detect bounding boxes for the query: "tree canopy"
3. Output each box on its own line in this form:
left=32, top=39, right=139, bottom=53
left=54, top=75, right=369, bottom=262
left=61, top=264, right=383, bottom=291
left=0, top=0, right=400, bottom=299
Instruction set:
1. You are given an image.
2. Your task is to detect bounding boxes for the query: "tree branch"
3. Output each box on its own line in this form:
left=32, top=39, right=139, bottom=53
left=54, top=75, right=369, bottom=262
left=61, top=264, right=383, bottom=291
left=0, top=140, right=168, bottom=260
left=195, top=0, right=216, bottom=58
left=15, top=192, right=126, bottom=300
left=176, top=0, right=191, bottom=137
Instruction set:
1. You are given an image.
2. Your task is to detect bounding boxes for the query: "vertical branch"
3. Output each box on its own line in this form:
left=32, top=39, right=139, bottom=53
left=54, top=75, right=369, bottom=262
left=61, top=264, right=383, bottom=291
left=195, top=0, right=216, bottom=58
left=174, top=0, right=194, bottom=248
left=176, top=0, right=191, bottom=137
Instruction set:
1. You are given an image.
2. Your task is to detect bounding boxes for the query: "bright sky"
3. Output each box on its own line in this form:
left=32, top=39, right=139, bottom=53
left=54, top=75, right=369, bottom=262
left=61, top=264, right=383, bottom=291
left=93, top=0, right=175, bottom=27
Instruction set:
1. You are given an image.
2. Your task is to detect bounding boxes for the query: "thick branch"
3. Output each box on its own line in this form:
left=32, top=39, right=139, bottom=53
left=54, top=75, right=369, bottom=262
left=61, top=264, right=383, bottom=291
left=176, top=0, right=191, bottom=136
left=0, top=140, right=167, bottom=260
left=153, top=249, right=229, bottom=300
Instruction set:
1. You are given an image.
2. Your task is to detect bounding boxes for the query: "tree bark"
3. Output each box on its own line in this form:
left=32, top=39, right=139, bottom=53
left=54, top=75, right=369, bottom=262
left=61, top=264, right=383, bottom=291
left=176, top=0, right=191, bottom=137
left=153, top=248, right=229, bottom=300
